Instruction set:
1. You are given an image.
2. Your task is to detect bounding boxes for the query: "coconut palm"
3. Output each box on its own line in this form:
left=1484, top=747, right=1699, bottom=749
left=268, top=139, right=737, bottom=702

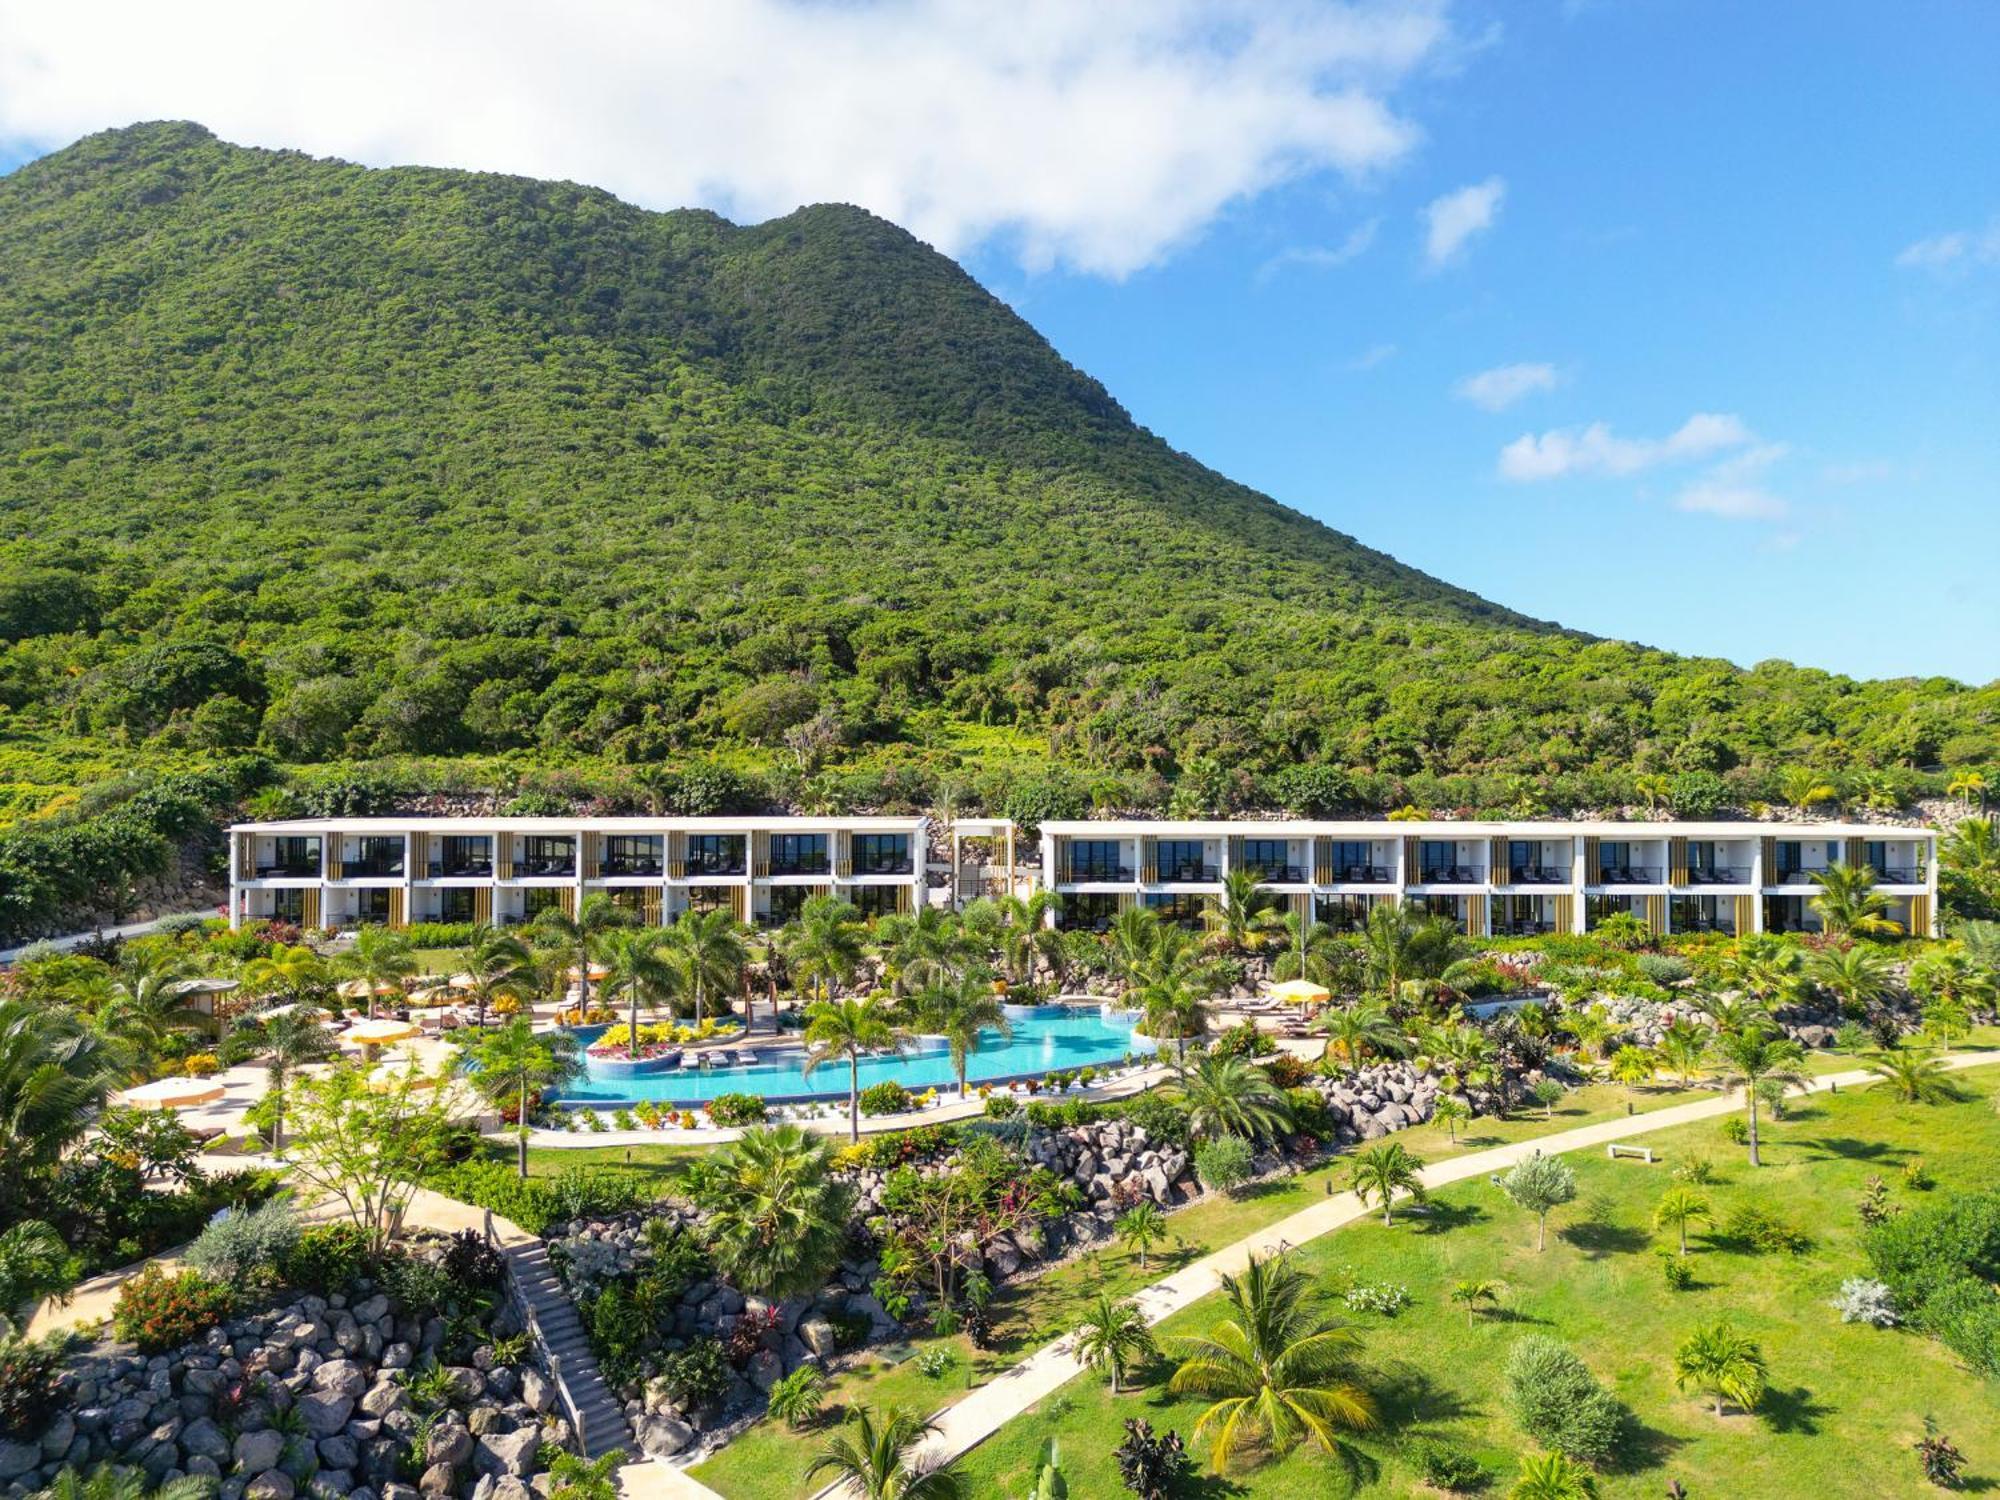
left=1108, top=904, right=1164, bottom=988
left=1608, top=1044, right=1657, bottom=1094
left=1672, top=1321, right=1768, bottom=1417
left=253, top=1008, right=337, bottom=1153
left=1706, top=1025, right=1807, bottom=1167
left=458, top=1018, right=583, bottom=1177
left=457, top=925, right=534, bottom=1029
left=596, top=927, right=678, bottom=1055
left=532, top=890, right=635, bottom=1013
left=1359, top=904, right=1466, bottom=998
left=782, top=895, right=868, bottom=1008
left=1909, top=947, right=1999, bottom=1016
left=1116, top=1201, right=1168, bottom=1270
left=1448, top=1278, right=1504, bottom=1328
left=0, top=1000, right=118, bottom=1209
left=803, top=1405, right=965, bottom=1500
left=1563, top=1008, right=1616, bottom=1064
left=802, top=994, right=908, bottom=1143
left=1270, top=911, right=1360, bottom=994
left=1314, top=1001, right=1405, bottom=1075
left=1944, top=816, right=2000, bottom=880
left=915, top=970, right=1011, bottom=1098
left=241, top=941, right=327, bottom=999
left=1346, top=1141, right=1427, bottom=1227
left=1805, top=943, right=1892, bottom=1016
left=1167, top=1052, right=1293, bottom=1143
left=1655, top=1019, right=1710, bottom=1087
left=1653, top=1186, right=1713, bottom=1254
left=340, top=923, right=417, bottom=1019
left=1431, top=1094, right=1470, bottom=1143
left=1809, top=865, right=1900, bottom=939
left=1074, top=1292, right=1154, bottom=1394
left=82, top=949, right=203, bottom=1076
left=1134, top=965, right=1214, bottom=1066
left=662, top=906, right=749, bottom=1027
left=878, top=905, right=974, bottom=995
left=1168, top=1251, right=1376, bottom=1472
left=1866, top=1045, right=1964, bottom=1104
left=993, top=889, right=1065, bottom=987
left=1716, top=934, right=1807, bottom=1011
left=1510, top=1451, right=1599, bottom=1499
left=692, top=1124, right=853, bottom=1298
left=1778, top=766, right=1837, bottom=811
left=1633, top=773, right=1671, bottom=815
left=1205, top=869, right=1285, bottom=953
left=1948, top=770, right=1988, bottom=811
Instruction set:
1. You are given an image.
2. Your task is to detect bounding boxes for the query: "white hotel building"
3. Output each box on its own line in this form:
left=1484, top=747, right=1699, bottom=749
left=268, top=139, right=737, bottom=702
left=230, top=815, right=1938, bottom=938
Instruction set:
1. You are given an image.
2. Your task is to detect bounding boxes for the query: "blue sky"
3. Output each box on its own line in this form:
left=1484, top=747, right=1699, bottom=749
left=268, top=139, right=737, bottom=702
left=3, top=1, right=1995, bottom=682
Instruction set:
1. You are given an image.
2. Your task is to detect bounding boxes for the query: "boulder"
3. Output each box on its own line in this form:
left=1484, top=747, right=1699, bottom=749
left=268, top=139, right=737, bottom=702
left=634, top=1416, right=692, bottom=1459
left=416, top=1462, right=457, bottom=1496
left=471, top=1429, right=539, bottom=1479
left=312, top=1360, right=368, bottom=1400
left=0, top=1441, right=40, bottom=1481
left=424, top=1426, right=473, bottom=1470
left=491, top=1478, right=533, bottom=1500
left=181, top=1418, right=230, bottom=1463
left=441, top=1368, right=486, bottom=1403
left=295, top=1394, right=354, bottom=1439
left=245, top=1471, right=295, bottom=1500
left=518, top=1370, right=553, bottom=1416
left=235, top=1431, right=287, bottom=1474
left=746, top=1350, right=783, bottom=1393
left=317, top=1434, right=361, bottom=1472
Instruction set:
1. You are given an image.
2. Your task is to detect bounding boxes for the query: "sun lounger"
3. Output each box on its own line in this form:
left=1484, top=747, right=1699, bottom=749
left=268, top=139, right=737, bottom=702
left=735, top=1050, right=759, bottom=1067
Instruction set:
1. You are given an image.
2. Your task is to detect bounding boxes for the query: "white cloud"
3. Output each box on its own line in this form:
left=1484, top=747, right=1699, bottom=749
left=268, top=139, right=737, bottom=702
left=1345, top=342, right=1398, bottom=371
left=1498, top=413, right=1752, bottom=481
left=1254, top=218, right=1380, bottom=282
left=1421, top=175, right=1504, bottom=267
left=1673, top=441, right=1791, bottom=522
left=1453, top=361, right=1558, bottom=411
left=0, top=0, right=1455, bottom=278
left=1896, top=217, right=2000, bottom=272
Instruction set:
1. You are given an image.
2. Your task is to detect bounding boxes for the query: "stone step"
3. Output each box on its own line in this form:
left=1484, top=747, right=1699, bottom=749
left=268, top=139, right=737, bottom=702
left=496, top=1233, right=633, bottom=1461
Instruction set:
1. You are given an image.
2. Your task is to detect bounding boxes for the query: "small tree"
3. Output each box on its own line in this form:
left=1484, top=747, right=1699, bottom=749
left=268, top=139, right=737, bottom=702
left=1116, top=1201, right=1168, bottom=1271
left=1672, top=1321, right=1768, bottom=1418
left=1114, top=1420, right=1192, bottom=1500
left=1450, top=1278, right=1504, bottom=1328
left=1531, top=1078, right=1566, bottom=1120
left=1432, top=1095, right=1470, bottom=1143
left=1501, top=1151, right=1577, bottom=1252
left=1653, top=1186, right=1713, bottom=1255
left=1194, top=1135, right=1255, bottom=1196
left=282, top=1062, right=457, bottom=1253
left=1074, top=1292, right=1154, bottom=1394
left=1346, top=1141, right=1427, bottom=1227
left=1510, top=1450, right=1599, bottom=1499
left=1608, top=1045, right=1657, bottom=1096
left=766, top=1366, right=829, bottom=1430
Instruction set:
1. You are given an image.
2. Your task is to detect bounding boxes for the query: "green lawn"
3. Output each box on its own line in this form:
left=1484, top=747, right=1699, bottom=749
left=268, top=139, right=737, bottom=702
left=956, top=1070, right=2000, bottom=1498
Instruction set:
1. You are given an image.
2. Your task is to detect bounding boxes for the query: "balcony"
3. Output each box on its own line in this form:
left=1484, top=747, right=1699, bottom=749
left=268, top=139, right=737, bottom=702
left=255, top=860, right=321, bottom=879
left=1508, top=866, right=1572, bottom=886
left=1329, top=863, right=1394, bottom=884
left=1869, top=865, right=1922, bottom=885
left=1418, top=865, right=1482, bottom=884
left=1493, top=920, right=1557, bottom=937
left=1776, top=868, right=1834, bottom=888
left=685, top=855, right=745, bottom=878
left=600, top=857, right=664, bottom=877
left=517, top=855, right=575, bottom=878
left=1157, top=861, right=1219, bottom=883
left=344, top=856, right=405, bottom=878
left=852, top=857, right=914, bottom=877
left=1067, top=864, right=1135, bottom=883
left=1244, top=863, right=1307, bottom=883
left=1596, top=864, right=1662, bottom=885
left=1682, top=866, right=1750, bottom=885
left=768, top=854, right=831, bottom=877
left=427, top=859, right=494, bottom=879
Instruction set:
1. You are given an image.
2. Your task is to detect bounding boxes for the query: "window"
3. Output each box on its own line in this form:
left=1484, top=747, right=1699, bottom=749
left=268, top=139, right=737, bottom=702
left=436, top=835, right=492, bottom=877
left=850, top=884, right=900, bottom=918
left=521, top=888, right=563, bottom=920
left=1143, top=892, right=1208, bottom=926
left=769, top=834, right=829, bottom=876
left=1059, top=892, right=1122, bottom=931
left=1314, top=894, right=1373, bottom=931
left=608, top=888, right=646, bottom=917
left=685, top=886, right=734, bottom=915
left=261, top=836, right=320, bottom=878
left=1672, top=895, right=1734, bottom=934
left=439, top=888, right=475, bottom=923
left=1067, top=840, right=1127, bottom=881
left=603, top=836, right=662, bottom=876
left=351, top=836, right=405, bottom=878
left=1156, top=840, right=1211, bottom=882
left=1242, top=839, right=1293, bottom=880
left=354, top=888, right=393, bottom=923
left=1419, top=841, right=1461, bottom=882
left=1586, top=894, right=1633, bottom=927
left=852, top=834, right=911, bottom=876
left=269, top=888, right=306, bottom=922
left=1411, top=895, right=1466, bottom=932
left=1772, top=841, right=1803, bottom=880
left=687, top=835, right=745, bottom=876
left=764, top=885, right=811, bottom=925
left=522, top=836, right=574, bottom=877
left=1329, top=841, right=1380, bottom=882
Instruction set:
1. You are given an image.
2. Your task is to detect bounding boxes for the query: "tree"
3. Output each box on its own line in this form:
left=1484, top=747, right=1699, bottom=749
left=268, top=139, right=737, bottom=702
left=0, top=1218, right=80, bottom=1333
left=1805, top=943, right=1892, bottom=1017
left=914, top=970, right=1010, bottom=1099
left=1168, top=1251, right=1377, bottom=1472
left=1655, top=1019, right=1710, bottom=1087
left=0, top=1000, right=117, bottom=1213
left=1563, top=1008, right=1615, bottom=1064
left=1315, top=1001, right=1405, bottom=1075
left=340, top=923, right=417, bottom=1019
left=782, top=895, right=868, bottom=1008
left=1432, top=1094, right=1470, bottom=1143
left=1948, top=769, right=1988, bottom=811
left=803, top=1405, right=965, bottom=1500
left=1706, top=1025, right=1807, bottom=1167
left=77, top=949, right=200, bottom=1077
left=1116, top=1201, right=1168, bottom=1271
left=991, top=889, right=1065, bottom=987
left=1716, top=934, right=1806, bottom=1011
left=692, top=1124, right=853, bottom=1298
left=532, top=891, right=634, bottom=1012
left=1074, top=1292, right=1154, bottom=1394
left=597, top=927, right=677, bottom=1054
left=1633, top=773, right=1671, bottom=814
left=250, top=1008, right=337, bottom=1153
left=457, top=925, right=533, bottom=1029
left=1270, top=912, right=1359, bottom=994
left=1608, top=1044, right=1657, bottom=1095
left=1359, top=904, right=1466, bottom=998
left=457, top=1018, right=583, bottom=1177
left=1808, top=864, right=1899, bottom=939
left=1169, top=1052, right=1292, bottom=1143
left=1672, top=1321, right=1768, bottom=1417
left=1530, top=1078, right=1565, bottom=1120
left=802, top=994, right=907, bottom=1143
left=241, top=941, right=327, bottom=999
left=283, top=1062, right=457, bottom=1252
left=1509, top=1451, right=1599, bottom=1500
left=1449, top=1277, right=1503, bottom=1328
left=1205, top=869, right=1284, bottom=953
left=1778, top=766, right=1837, bottom=811
left=1501, top=1151, right=1577, bottom=1251
left=1653, top=1186, right=1712, bottom=1255
left=1135, top=966, right=1214, bottom=1067
left=766, top=1365, right=829, bottom=1430
left=1346, top=1141, right=1427, bottom=1228
left=878, top=905, right=974, bottom=995
left=1866, top=1046, right=1964, bottom=1105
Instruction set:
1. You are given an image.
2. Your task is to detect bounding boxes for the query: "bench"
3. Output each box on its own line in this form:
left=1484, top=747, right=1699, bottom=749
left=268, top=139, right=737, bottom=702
left=1606, top=1144, right=1655, bottom=1163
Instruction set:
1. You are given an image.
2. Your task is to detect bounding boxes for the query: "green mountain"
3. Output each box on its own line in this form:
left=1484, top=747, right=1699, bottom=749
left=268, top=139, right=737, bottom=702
left=0, top=122, right=1993, bottom=851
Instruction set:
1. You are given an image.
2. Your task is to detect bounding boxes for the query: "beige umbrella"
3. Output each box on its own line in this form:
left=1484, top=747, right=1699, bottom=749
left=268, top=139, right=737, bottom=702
left=344, top=1018, right=420, bottom=1046
left=337, top=978, right=401, bottom=1001
left=119, top=1077, right=227, bottom=1110
left=566, top=963, right=612, bottom=982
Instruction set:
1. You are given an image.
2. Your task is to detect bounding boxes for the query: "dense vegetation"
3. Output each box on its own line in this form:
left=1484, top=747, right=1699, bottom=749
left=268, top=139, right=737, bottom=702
left=1, top=122, right=1996, bottom=935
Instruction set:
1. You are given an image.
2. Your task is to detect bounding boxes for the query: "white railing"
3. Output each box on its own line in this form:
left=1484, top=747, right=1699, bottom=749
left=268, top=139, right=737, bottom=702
left=484, top=1209, right=590, bottom=1456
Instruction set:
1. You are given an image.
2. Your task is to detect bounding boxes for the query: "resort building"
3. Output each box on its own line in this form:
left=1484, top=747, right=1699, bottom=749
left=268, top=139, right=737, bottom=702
left=229, top=816, right=1939, bottom=938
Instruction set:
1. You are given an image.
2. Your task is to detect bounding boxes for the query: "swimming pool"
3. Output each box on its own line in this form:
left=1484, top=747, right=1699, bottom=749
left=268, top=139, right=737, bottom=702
left=550, top=1003, right=1147, bottom=1107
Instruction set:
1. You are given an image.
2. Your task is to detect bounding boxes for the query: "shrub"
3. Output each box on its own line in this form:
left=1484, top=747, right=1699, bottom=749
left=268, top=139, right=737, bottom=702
left=1674, top=1155, right=1716, bottom=1185
left=280, top=1222, right=375, bottom=1293
left=983, top=1095, right=1020, bottom=1119
left=427, top=1159, right=650, bottom=1236
left=1262, top=1052, right=1312, bottom=1089
left=404, top=922, right=478, bottom=948
left=113, top=1265, right=234, bottom=1355
left=1917, top=1418, right=1966, bottom=1488
left=1866, top=1190, right=2000, bottom=1375
left=440, top=1229, right=506, bottom=1292
left=1635, top=953, right=1692, bottom=985
left=1720, top=1115, right=1750, bottom=1145
left=703, top=1092, right=768, bottom=1127
left=765, top=1364, right=827, bottom=1428
left=858, top=1081, right=913, bottom=1117
left=1193, top=1135, right=1255, bottom=1195
left=0, top=1334, right=70, bottom=1439
left=1115, top=1418, right=1193, bottom=1500
left=1832, top=1277, right=1899, bottom=1326
left=914, top=1345, right=956, bottom=1379
left=1118, top=1088, right=1192, bottom=1149
left=1904, top=1158, right=1935, bottom=1192
left=1504, top=1335, right=1624, bottom=1463
left=186, top=1194, right=301, bottom=1285
left=1407, top=1436, right=1489, bottom=1492
left=655, top=1338, right=730, bottom=1409
left=1723, top=1204, right=1813, bottom=1255
left=1658, top=1248, right=1694, bottom=1291
left=1667, top=770, right=1729, bottom=819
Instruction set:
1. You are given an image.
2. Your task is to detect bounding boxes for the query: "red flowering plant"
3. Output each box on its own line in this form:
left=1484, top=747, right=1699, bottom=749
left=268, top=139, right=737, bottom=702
left=112, top=1264, right=235, bottom=1355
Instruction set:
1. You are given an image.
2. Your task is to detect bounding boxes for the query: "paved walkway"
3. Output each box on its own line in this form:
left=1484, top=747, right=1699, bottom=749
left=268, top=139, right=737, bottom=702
left=0, top=908, right=219, bottom=962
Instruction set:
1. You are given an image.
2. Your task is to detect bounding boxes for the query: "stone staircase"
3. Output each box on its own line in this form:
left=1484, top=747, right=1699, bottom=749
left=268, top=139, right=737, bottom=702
left=502, top=1236, right=633, bottom=1461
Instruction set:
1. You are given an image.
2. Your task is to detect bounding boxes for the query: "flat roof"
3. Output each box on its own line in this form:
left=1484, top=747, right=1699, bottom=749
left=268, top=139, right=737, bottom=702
left=231, top=815, right=926, bottom=834
left=1036, top=819, right=1935, bottom=839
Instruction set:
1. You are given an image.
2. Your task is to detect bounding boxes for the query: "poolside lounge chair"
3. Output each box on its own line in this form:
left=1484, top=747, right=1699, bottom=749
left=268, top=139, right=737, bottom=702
left=736, top=1050, right=759, bottom=1067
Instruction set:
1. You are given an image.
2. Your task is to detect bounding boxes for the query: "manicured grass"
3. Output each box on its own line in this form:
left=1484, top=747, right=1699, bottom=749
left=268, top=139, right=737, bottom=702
left=511, top=1139, right=715, bottom=1191
left=957, top=1070, right=2000, bottom=1498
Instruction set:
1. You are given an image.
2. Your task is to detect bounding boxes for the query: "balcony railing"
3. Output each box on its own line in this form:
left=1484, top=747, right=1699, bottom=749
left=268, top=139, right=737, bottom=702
left=1777, top=868, right=1834, bottom=887
left=853, top=858, right=914, bottom=877
left=1068, top=864, right=1135, bottom=883
left=1509, top=866, right=1571, bottom=885
left=1596, top=865, right=1662, bottom=885
left=768, top=855, right=831, bottom=877
left=1243, top=863, right=1306, bottom=883
left=1494, top=920, right=1557, bottom=936
left=1869, top=865, right=1921, bottom=885
left=427, top=860, right=494, bottom=879
left=344, top=856, right=405, bottom=878
left=600, top=858, right=664, bottom=877
left=1418, top=865, right=1482, bottom=884
left=254, top=862, right=321, bottom=879
left=1330, top=864, right=1395, bottom=884
left=1158, top=862, right=1219, bottom=883
left=517, top=856, right=575, bottom=877
left=1682, top=866, right=1750, bottom=885
left=685, top=856, right=745, bottom=877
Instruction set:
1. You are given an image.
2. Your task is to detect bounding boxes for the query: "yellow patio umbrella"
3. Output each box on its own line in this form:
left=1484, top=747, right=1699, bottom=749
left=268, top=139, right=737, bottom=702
left=119, top=1077, right=227, bottom=1110
left=344, top=1018, right=420, bottom=1046
left=1268, top=979, right=1332, bottom=1017
left=337, top=978, right=402, bottom=1001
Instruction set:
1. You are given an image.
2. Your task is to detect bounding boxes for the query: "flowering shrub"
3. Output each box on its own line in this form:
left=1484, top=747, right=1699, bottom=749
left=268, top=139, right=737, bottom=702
left=859, top=1081, right=913, bottom=1117
left=1340, top=1278, right=1411, bottom=1316
left=0, top=1335, right=70, bottom=1439
left=706, top=1093, right=768, bottom=1127
left=113, top=1265, right=235, bottom=1354
left=181, top=1053, right=220, bottom=1077
left=1831, top=1277, right=1899, bottom=1326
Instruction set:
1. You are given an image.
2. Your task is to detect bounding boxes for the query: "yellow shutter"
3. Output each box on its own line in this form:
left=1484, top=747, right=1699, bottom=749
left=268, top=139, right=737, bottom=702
left=388, top=888, right=407, bottom=929
left=1759, top=837, right=1777, bottom=886
left=1139, top=838, right=1158, bottom=884
left=1118, top=891, right=1136, bottom=912
left=1403, top=836, right=1420, bottom=884
left=472, top=887, right=492, bottom=924
left=1490, top=837, right=1510, bottom=887
left=557, top=887, right=577, bottom=918
left=326, top=839, right=344, bottom=879
left=495, top=836, right=513, bottom=880
left=1643, top=893, right=1665, bottom=934
left=1056, top=839, right=1072, bottom=883
left=1668, top=837, right=1689, bottom=886
left=1313, top=837, right=1332, bottom=885
left=1584, top=837, right=1601, bottom=885
left=752, top=830, right=769, bottom=878
left=667, top=831, right=686, bottom=880
left=1290, top=891, right=1312, bottom=922
left=833, top=830, right=852, bottom=879
left=1845, top=837, right=1866, bottom=870
left=301, top=887, right=322, bottom=930
left=1909, top=894, right=1931, bottom=937
left=1466, top=892, right=1487, bottom=936
left=1552, top=893, right=1574, bottom=934
left=641, top=887, right=662, bottom=925
left=1226, top=835, right=1244, bottom=872
left=1734, top=894, right=1755, bottom=935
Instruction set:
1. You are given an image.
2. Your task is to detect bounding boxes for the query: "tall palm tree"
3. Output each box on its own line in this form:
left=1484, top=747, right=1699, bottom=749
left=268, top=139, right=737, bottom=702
left=1672, top=1321, right=1768, bottom=1417
left=1655, top=1019, right=1710, bottom=1087
left=1778, top=766, right=1836, bottom=812
left=0, top=1000, right=117, bottom=1211
left=1633, top=773, right=1671, bottom=814
left=782, top=895, right=867, bottom=1008
left=1805, top=943, right=1892, bottom=1016
left=803, top=1405, right=965, bottom=1500
left=1510, top=1451, right=1599, bottom=1500
left=692, top=1124, right=853, bottom=1298
left=1135, top=965, right=1214, bottom=1066
left=1345, top=1141, right=1427, bottom=1227
left=83, top=949, right=203, bottom=1076
left=1270, top=912, right=1359, bottom=994
left=914, top=971, right=1010, bottom=1099
left=1074, top=1292, right=1154, bottom=1394
left=457, top=924, right=533, bottom=1029
left=1167, top=1052, right=1293, bottom=1142
left=662, top=906, right=749, bottom=1027
left=532, top=890, right=634, bottom=1013
left=1108, top=904, right=1164, bottom=989
left=341, top=923, right=417, bottom=1019
left=1168, top=1251, right=1376, bottom=1472
left=877, top=905, right=973, bottom=995
left=597, top=928, right=678, bottom=1054
left=254, top=1009, right=337, bottom=1154
left=1706, top=1025, right=1807, bottom=1167
left=458, top=1018, right=583, bottom=1177
left=1205, top=869, right=1284, bottom=953
left=1359, top=904, right=1465, bottom=999
left=1866, top=1046, right=1964, bottom=1104
left=1809, top=865, right=1900, bottom=939
left=1947, top=770, right=1988, bottom=811
left=802, top=994, right=907, bottom=1142
left=1653, top=1186, right=1713, bottom=1255
left=1314, top=1001, right=1405, bottom=1075
left=994, top=889, right=1065, bottom=987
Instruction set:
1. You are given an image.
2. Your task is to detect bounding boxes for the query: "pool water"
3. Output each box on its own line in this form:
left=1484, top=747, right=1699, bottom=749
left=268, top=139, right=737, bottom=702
left=550, top=1005, right=1143, bottom=1107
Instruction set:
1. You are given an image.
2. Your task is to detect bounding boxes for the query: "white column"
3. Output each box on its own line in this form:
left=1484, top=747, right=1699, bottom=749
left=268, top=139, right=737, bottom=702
left=228, top=831, right=241, bottom=931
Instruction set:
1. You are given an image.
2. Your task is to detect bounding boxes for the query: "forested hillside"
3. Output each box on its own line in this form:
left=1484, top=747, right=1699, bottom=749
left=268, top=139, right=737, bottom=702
left=0, top=122, right=1995, bottom=936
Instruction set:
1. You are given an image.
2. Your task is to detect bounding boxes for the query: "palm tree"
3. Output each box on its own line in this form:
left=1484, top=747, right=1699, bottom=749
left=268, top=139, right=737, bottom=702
left=1633, top=773, right=1671, bottom=815
left=782, top=895, right=868, bottom=1009
left=1270, top=911, right=1359, bottom=994
left=241, top=940, right=326, bottom=999
left=253, top=1009, right=337, bottom=1153
left=993, top=889, right=1064, bottom=987
left=1706, top=1025, right=1807, bottom=1167
left=1653, top=1186, right=1713, bottom=1255
left=0, top=1218, right=79, bottom=1335
left=1608, top=1044, right=1657, bottom=1095
left=341, top=923, right=417, bottom=1019
left=1135, top=966, right=1214, bottom=1066
left=1108, top=904, right=1164, bottom=988
left=803, top=1405, right=965, bottom=1500
left=1168, top=1052, right=1292, bottom=1142
left=1805, top=943, right=1892, bottom=1016
left=533, top=891, right=634, bottom=1013
left=878, top=905, right=973, bottom=995
left=1315, top=1001, right=1405, bottom=1075
left=457, top=925, right=533, bottom=1028
left=597, top=927, right=678, bottom=1055
left=1778, top=766, right=1837, bottom=811
left=1449, top=1278, right=1503, bottom=1328
left=1116, top=1201, right=1168, bottom=1271
left=1809, top=865, right=1900, bottom=938
left=1510, top=1451, right=1599, bottom=1499
left=1866, top=1046, right=1963, bottom=1104
left=0, top=1000, right=117, bottom=1209
left=1948, top=769, right=1988, bottom=811
left=1655, top=1019, right=1710, bottom=1087
left=1346, top=1141, right=1427, bottom=1227
left=693, top=1124, right=853, bottom=1298
left=1672, top=1321, right=1768, bottom=1417
left=1431, top=1094, right=1470, bottom=1143
left=915, top=970, right=1011, bottom=1098
left=1716, top=934, right=1807, bottom=1011
left=83, top=949, right=203, bottom=1076
left=1563, top=1007, right=1616, bottom=1063
left=802, top=994, right=907, bottom=1142
left=1168, top=1251, right=1377, bottom=1473
left=1359, top=904, right=1465, bottom=999
left=662, top=906, right=749, bottom=1027
left=458, top=1018, right=583, bottom=1177
left=1205, top=869, right=1284, bottom=953
left=1074, top=1292, right=1154, bottom=1394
